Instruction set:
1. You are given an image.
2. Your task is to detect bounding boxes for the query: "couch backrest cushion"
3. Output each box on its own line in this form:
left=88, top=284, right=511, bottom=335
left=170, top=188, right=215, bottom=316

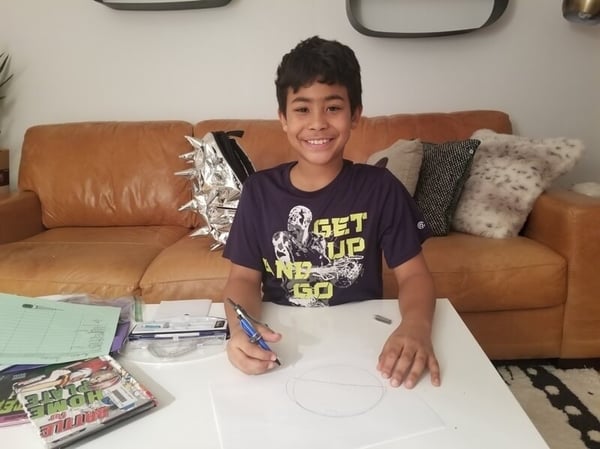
left=193, top=110, right=512, bottom=170
left=19, top=121, right=198, bottom=228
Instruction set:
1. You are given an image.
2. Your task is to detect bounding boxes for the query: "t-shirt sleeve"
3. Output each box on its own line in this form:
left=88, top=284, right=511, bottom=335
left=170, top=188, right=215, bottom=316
left=379, top=170, right=431, bottom=269
left=222, top=178, right=264, bottom=272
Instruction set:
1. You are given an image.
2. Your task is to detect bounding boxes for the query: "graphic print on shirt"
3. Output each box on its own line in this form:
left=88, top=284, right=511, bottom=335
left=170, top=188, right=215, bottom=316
left=267, top=205, right=365, bottom=307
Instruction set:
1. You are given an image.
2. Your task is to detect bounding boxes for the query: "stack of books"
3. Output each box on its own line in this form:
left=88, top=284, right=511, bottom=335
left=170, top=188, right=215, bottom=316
left=2, top=355, right=157, bottom=448
left=0, top=293, right=158, bottom=448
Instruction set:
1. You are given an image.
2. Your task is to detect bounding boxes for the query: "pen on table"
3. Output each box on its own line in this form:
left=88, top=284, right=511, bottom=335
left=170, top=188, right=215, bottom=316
left=226, top=297, right=281, bottom=366
left=22, top=303, right=60, bottom=311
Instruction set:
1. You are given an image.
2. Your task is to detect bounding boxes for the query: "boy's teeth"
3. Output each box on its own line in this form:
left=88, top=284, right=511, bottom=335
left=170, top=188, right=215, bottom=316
left=308, top=139, right=328, bottom=144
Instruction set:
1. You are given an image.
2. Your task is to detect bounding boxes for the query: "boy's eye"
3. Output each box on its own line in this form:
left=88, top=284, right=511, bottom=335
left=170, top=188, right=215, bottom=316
left=294, top=107, right=309, bottom=113
left=327, top=105, right=342, bottom=112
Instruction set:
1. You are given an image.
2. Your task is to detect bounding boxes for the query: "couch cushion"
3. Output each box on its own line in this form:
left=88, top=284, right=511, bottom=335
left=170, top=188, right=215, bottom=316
left=18, top=121, right=199, bottom=228
left=425, top=233, right=566, bottom=312
left=365, top=139, right=423, bottom=195
left=461, top=307, right=564, bottom=359
left=452, top=129, right=584, bottom=238
left=383, top=232, right=566, bottom=312
left=0, top=226, right=189, bottom=299
left=413, top=139, right=480, bottom=236
left=139, top=235, right=231, bottom=303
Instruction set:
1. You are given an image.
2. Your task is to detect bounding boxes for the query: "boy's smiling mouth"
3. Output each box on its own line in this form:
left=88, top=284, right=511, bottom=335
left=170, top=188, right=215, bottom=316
left=305, top=138, right=333, bottom=145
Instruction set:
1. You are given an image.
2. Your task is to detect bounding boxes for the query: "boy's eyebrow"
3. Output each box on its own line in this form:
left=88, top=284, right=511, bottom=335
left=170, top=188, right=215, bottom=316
left=290, top=94, right=346, bottom=103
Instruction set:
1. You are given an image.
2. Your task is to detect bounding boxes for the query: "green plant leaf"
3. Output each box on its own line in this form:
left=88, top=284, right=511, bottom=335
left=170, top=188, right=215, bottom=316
left=0, top=75, right=12, bottom=90
left=0, top=53, right=9, bottom=75
left=0, top=52, right=10, bottom=89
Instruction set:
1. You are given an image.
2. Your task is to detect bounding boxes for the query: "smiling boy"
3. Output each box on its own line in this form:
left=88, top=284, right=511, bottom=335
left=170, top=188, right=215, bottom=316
left=222, top=36, right=440, bottom=389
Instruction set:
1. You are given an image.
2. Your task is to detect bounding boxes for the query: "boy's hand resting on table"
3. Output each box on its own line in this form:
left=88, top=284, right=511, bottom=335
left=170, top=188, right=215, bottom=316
left=226, top=324, right=282, bottom=375
left=377, top=320, right=441, bottom=389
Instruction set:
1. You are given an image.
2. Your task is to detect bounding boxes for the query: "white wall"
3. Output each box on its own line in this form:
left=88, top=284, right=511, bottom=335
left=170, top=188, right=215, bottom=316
left=0, top=0, right=598, bottom=190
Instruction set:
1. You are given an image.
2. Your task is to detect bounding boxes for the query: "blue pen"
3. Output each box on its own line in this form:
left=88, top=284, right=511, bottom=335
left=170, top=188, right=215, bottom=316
left=227, top=298, right=281, bottom=366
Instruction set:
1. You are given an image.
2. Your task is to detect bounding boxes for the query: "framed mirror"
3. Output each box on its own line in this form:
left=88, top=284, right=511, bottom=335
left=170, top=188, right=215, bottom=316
left=346, top=0, right=509, bottom=38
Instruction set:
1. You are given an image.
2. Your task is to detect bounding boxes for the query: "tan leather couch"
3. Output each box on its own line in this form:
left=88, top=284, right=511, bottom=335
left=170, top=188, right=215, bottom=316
left=1, top=111, right=599, bottom=361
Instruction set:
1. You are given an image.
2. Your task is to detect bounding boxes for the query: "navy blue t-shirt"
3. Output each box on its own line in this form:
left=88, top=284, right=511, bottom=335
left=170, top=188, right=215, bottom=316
left=223, top=159, right=430, bottom=307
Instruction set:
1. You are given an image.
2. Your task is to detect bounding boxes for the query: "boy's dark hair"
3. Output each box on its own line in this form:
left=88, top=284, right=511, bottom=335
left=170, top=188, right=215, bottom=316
left=275, top=36, right=362, bottom=116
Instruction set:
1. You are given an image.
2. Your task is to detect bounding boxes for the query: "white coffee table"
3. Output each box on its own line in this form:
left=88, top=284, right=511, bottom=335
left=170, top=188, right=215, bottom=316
left=2, top=299, right=549, bottom=448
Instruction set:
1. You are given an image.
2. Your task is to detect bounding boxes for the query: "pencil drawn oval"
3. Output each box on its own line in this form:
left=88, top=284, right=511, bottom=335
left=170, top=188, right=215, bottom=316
left=286, top=364, right=385, bottom=417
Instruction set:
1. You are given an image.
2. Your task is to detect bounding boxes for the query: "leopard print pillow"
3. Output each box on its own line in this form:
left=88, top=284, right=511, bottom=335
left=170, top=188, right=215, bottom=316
left=452, top=129, right=584, bottom=238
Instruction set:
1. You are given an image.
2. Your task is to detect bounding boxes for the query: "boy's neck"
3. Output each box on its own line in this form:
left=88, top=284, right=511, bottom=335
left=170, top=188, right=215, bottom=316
left=290, top=159, right=345, bottom=192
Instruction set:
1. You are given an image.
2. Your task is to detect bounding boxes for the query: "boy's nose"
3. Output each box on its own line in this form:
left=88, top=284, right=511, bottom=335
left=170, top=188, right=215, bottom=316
left=309, top=111, right=328, bottom=130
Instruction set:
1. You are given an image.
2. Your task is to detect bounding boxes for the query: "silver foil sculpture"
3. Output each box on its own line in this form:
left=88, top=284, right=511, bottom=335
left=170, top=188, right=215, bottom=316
left=176, top=131, right=254, bottom=251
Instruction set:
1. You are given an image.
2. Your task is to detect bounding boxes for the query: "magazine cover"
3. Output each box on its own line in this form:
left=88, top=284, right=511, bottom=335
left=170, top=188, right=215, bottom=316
left=0, top=370, right=29, bottom=426
left=13, top=355, right=157, bottom=448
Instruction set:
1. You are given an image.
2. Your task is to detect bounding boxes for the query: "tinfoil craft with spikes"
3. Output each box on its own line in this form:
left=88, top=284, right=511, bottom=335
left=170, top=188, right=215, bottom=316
left=176, top=131, right=254, bottom=251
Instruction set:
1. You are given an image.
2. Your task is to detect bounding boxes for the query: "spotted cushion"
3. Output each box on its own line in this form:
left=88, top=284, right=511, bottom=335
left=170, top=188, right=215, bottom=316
left=452, top=129, right=584, bottom=238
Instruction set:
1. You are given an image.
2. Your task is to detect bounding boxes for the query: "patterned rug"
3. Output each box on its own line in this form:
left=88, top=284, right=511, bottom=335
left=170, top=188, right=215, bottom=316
left=495, top=362, right=600, bottom=449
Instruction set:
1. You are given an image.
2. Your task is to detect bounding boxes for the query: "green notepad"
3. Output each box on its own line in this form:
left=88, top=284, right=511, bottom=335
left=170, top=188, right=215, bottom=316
left=0, top=293, right=120, bottom=365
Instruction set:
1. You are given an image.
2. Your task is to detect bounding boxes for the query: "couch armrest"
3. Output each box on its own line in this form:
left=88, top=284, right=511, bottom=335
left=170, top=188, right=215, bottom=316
left=523, top=188, right=600, bottom=358
left=0, top=191, right=45, bottom=244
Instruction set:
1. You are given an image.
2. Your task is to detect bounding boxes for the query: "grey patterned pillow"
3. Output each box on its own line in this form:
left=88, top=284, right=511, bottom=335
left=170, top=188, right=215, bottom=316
left=413, top=139, right=480, bottom=236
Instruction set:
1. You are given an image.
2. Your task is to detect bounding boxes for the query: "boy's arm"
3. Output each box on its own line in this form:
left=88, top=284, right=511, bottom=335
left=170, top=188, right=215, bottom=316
left=223, top=263, right=281, bottom=374
left=377, top=252, right=441, bottom=389
left=223, top=262, right=263, bottom=319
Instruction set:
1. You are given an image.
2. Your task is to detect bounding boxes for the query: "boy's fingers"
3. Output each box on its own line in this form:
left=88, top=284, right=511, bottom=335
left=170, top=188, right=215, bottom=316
left=378, top=340, right=440, bottom=389
left=377, top=346, right=401, bottom=378
left=257, top=324, right=282, bottom=342
left=388, top=349, right=414, bottom=387
left=396, top=351, right=427, bottom=389
left=263, top=332, right=282, bottom=343
left=429, top=357, right=441, bottom=386
left=227, top=339, right=278, bottom=375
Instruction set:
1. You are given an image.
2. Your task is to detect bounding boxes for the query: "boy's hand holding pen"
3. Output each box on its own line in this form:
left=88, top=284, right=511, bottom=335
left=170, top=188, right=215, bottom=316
left=226, top=298, right=281, bottom=373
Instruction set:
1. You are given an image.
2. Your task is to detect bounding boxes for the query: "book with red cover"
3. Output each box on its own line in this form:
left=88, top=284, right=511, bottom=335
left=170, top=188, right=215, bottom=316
left=13, top=355, right=157, bottom=448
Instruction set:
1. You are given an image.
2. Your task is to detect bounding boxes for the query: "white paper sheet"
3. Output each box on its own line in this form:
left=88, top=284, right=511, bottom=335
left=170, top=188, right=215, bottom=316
left=153, top=299, right=212, bottom=320
left=210, top=354, right=445, bottom=449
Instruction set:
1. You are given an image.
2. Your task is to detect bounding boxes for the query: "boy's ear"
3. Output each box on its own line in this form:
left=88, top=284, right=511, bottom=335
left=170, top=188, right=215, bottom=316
left=278, top=109, right=288, bottom=132
left=351, top=106, right=363, bottom=129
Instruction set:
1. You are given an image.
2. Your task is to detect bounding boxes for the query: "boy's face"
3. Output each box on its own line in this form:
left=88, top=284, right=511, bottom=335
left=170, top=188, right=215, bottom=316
left=278, top=82, right=361, bottom=169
